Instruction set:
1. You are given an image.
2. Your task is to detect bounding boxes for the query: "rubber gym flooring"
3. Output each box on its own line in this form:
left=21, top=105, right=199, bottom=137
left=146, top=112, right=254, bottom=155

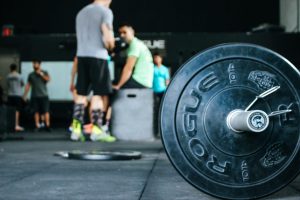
left=0, top=130, right=299, bottom=200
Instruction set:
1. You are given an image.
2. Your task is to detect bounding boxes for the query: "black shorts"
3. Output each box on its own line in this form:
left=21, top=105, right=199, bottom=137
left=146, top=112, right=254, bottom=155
left=76, top=57, right=112, bottom=96
left=7, top=96, right=23, bottom=111
left=31, top=97, right=50, bottom=114
left=121, top=77, right=147, bottom=89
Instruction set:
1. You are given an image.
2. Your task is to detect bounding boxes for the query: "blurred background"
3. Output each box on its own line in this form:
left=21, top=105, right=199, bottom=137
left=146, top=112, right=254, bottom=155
left=0, top=0, right=281, bottom=33
left=0, top=0, right=299, bottom=128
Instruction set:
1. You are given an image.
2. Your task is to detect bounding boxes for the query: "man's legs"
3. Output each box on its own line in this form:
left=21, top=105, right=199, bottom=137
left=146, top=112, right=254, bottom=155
left=102, top=106, right=112, bottom=134
left=10, top=97, right=24, bottom=131
left=72, top=57, right=115, bottom=142
left=154, top=92, right=164, bottom=137
left=40, top=114, right=45, bottom=127
left=71, top=95, right=87, bottom=141
left=44, top=112, right=50, bottom=130
left=102, top=95, right=109, bottom=112
left=34, top=112, right=40, bottom=129
left=39, top=97, right=51, bottom=131
left=88, top=58, right=115, bottom=142
left=90, top=95, right=103, bottom=128
left=90, top=95, right=115, bottom=142
left=101, top=95, right=109, bottom=130
left=31, top=97, right=40, bottom=130
left=15, top=111, right=20, bottom=129
left=71, top=57, right=89, bottom=141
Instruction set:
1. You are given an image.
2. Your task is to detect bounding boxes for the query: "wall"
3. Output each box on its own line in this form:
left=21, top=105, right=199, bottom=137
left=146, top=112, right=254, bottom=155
left=280, top=0, right=300, bottom=32
left=0, top=0, right=279, bottom=33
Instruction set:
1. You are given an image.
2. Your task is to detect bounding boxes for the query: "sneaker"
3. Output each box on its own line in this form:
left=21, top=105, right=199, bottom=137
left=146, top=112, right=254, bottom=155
left=68, top=125, right=72, bottom=132
left=15, top=126, right=24, bottom=132
left=101, top=124, right=110, bottom=134
left=83, top=123, right=93, bottom=134
left=70, top=119, right=85, bottom=142
left=90, top=125, right=116, bottom=142
left=39, top=122, right=45, bottom=128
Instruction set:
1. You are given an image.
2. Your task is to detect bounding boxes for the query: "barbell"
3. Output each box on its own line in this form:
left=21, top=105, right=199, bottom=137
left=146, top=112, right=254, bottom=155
left=160, top=43, right=300, bottom=199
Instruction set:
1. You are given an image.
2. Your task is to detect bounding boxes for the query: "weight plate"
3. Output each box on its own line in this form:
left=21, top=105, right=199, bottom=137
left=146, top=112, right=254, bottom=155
left=54, top=151, right=69, bottom=158
left=67, top=150, right=142, bottom=161
left=160, top=43, right=300, bottom=199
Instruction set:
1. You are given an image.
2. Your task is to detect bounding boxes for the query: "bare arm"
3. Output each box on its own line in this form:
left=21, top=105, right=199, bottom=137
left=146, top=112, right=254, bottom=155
left=23, top=83, right=31, bottom=100
left=166, top=68, right=171, bottom=86
left=38, top=71, right=50, bottom=82
left=166, top=79, right=170, bottom=86
left=113, top=56, right=137, bottom=89
left=101, top=23, right=115, bottom=51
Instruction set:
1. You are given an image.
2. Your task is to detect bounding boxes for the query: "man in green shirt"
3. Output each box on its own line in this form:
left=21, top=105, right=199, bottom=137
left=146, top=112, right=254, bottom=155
left=113, top=24, right=154, bottom=89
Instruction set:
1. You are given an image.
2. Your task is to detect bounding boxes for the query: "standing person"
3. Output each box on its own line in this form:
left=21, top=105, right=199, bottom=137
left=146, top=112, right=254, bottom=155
left=152, top=52, right=170, bottom=103
left=113, top=24, right=154, bottom=90
left=23, top=60, right=51, bottom=132
left=71, top=0, right=116, bottom=142
left=6, top=64, right=25, bottom=131
left=69, top=56, right=92, bottom=134
left=152, top=53, right=170, bottom=136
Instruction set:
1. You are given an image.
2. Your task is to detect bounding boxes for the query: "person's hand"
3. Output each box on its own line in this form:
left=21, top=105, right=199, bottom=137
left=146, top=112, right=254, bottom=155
left=70, top=84, right=76, bottom=92
left=112, top=84, right=120, bottom=90
left=109, top=52, right=116, bottom=58
left=22, top=95, right=28, bottom=102
left=37, top=71, right=44, bottom=77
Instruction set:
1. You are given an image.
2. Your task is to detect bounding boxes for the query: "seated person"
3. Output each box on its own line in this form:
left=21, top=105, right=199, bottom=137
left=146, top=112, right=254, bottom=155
left=113, top=23, right=154, bottom=90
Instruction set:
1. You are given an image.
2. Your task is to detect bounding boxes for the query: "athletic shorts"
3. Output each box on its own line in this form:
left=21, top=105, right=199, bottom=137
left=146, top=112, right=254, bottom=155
left=121, top=77, right=147, bottom=89
left=7, top=96, right=23, bottom=111
left=76, top=57, right=112, bottom=96
left=31, top=97, right=50, bottom=114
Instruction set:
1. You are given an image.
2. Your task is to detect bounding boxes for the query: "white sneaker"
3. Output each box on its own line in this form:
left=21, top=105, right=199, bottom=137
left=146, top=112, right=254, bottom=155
left=15, top=126, right=24, bottom=132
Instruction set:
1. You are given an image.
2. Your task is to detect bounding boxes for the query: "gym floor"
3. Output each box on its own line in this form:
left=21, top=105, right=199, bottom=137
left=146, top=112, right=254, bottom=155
left=0, top=131, right=300, bottom=200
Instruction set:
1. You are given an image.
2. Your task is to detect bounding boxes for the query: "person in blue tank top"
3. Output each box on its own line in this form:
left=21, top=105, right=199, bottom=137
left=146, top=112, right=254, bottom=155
left=153, top=52, right=170, bottom=97
left=152, top=52, right=170, bottom=137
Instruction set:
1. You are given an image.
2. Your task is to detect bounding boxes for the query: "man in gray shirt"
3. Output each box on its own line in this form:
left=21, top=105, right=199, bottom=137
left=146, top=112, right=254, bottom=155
left=23, top=60, right=51, bottom=132
left=71, top=0, right=115, bottom=142
left=7, top=64, right=24, bottom=131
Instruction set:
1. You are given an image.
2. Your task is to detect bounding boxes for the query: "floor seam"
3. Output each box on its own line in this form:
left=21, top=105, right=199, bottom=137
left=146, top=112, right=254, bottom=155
left=138, top=149, right=162, bottom=200
left=289, top=184, right=300, bottom=193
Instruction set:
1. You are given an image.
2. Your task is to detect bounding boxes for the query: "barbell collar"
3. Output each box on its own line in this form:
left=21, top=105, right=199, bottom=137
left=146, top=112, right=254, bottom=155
left=227, top=109, right=269, bottom=133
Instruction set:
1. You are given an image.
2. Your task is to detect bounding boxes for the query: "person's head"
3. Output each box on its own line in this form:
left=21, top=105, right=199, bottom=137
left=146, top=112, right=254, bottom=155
left=32, top=60, right=41, bottom=71
left=94, top=0, right=112, bottom=8
left=10, top=63, right=18, bottom=72
left=118, top=23, right=135, bottom=43
left=153, top=52, right=163, bottom=66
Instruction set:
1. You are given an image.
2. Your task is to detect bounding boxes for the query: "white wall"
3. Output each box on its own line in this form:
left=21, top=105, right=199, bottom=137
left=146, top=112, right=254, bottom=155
left=280, top=0, right=300, bottom=32
left=21, top=61, right=74, bottom=101
left=21, top=61, right=115, bottom=101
